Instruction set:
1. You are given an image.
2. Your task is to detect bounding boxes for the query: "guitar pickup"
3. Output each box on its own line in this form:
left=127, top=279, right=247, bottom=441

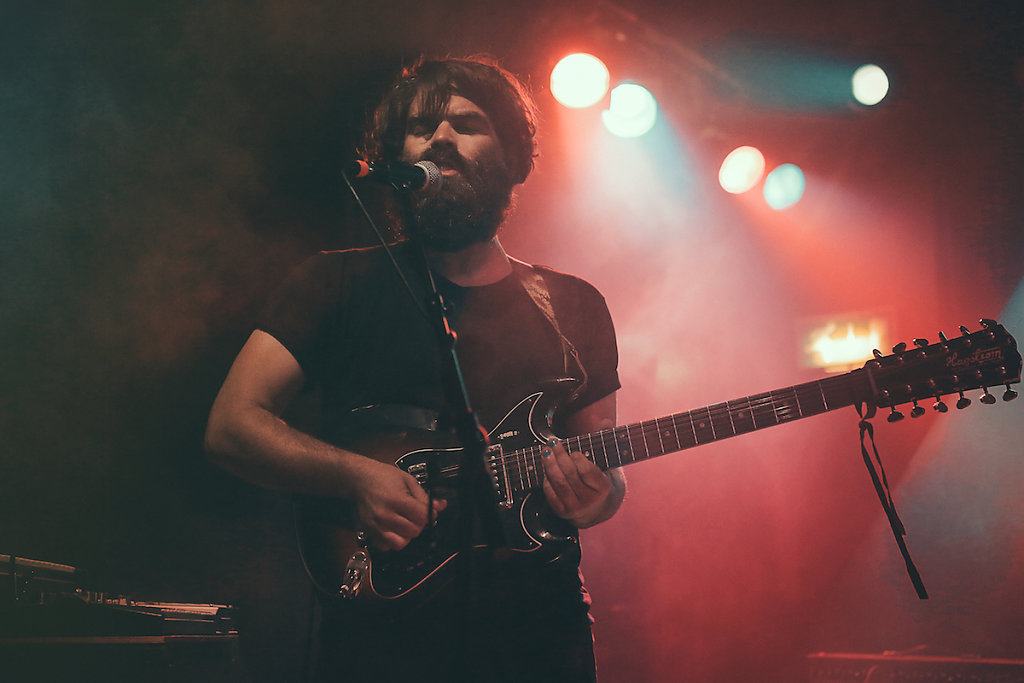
left=485, top=444, right=514, bottom=508
left=407, top=462, right=429, bottom=486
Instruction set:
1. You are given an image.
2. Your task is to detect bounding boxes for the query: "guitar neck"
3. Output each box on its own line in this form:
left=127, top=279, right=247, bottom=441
left=566, top=369, right=871, bottom=471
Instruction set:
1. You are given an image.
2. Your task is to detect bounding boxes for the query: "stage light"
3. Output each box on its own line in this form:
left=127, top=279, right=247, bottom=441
left=801, top=316, right=890, bottom=372
left=719, top=146, right=766, bottom=194
left=763, top=163, right=805, bottom=210
left=852, top=64, right=889, bottom=106
left=601, top=83, right=658, bottom=138
left=551, top=53, right=610, bottom=108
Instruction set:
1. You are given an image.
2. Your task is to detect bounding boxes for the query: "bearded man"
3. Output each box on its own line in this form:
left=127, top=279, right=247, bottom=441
left=205, top=56, right=625, bottom=683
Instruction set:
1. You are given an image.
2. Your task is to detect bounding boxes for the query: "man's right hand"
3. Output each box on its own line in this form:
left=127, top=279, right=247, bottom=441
left=351, top=458, right=447, bottom=551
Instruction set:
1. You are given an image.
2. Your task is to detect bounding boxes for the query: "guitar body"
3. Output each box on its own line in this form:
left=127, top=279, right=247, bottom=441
left=296, top=386, right=580, bottom=606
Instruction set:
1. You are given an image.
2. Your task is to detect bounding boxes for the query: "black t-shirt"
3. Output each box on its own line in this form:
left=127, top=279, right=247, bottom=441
left=258, top=243, right=619, bottom=436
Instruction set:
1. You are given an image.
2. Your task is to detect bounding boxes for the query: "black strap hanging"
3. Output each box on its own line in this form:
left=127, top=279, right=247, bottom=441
left=856, top=402, right=928, bottom=599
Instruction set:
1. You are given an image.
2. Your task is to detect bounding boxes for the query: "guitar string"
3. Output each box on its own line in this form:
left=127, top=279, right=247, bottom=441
left=491, top=377, right=859, bottom=492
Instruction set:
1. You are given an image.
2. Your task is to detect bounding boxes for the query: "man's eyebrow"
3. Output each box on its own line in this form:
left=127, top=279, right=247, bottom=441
left=406, top=110, right=492, bottom=131
left=406, top=114, right=437, bottom=129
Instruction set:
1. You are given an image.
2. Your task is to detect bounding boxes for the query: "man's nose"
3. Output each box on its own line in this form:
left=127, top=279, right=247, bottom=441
left=429, top=120, right=457, bottom=147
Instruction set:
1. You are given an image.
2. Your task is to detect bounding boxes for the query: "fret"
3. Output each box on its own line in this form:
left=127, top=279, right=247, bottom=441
left=652, top=417, right=667, bottom=456
left=614, top=426, right=632, bottom=464
left=686, top=411, right=699, bottom=447
left=638, top=420, right=654, bottom=459
left=749, top=392, right=777, bottom=428
left=728, top=397, right=757, bottom=435
left=601, top=429, right=621, bottom=467
left=598, top=430, right=613, bottom=469
left=822, top=370, right=865, bottom=410
left=579, top=434, right=597, bottom=469
left=655, top=416, right=681, bottom=454
left=709, top=402, right=735, bottom=440
left=526, top=449, right=538, bottom=489
left=794, top=382, right=828, bottom=417
left=690, top=407, right=716, bottom=444
left=770, top=389, right=799, bottom=423
left=625, top=423, right=645, bottom=462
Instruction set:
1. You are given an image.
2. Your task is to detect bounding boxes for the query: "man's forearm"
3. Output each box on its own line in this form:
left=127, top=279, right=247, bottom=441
left=204, top=403, right=368, bottom=498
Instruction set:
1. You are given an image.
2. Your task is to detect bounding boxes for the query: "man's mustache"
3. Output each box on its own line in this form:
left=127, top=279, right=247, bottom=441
left=421, top=150, right=469, bottom=174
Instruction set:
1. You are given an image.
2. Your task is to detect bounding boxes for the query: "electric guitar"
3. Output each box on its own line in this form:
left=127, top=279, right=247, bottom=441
left=296, top=320, right=1020, bottom=606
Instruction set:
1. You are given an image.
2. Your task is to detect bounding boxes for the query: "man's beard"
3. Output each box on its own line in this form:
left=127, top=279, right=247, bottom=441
left=399, top=149, right=514, bottom=253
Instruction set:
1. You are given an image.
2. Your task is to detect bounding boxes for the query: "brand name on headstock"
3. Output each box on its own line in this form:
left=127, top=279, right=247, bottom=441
left=946, top=347, right=1003, bottom=371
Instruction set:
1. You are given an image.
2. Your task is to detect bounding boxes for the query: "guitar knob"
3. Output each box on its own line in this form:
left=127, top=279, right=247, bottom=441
left=887, top=407, right=905, bottom=423
left=1004, top=385, right=1019, bottom=401
left=892, top=342, right=907, bottom=354
left=913, top=338, right=929, bottom=348
left=910, top=401, right=926, bottom=418
left=980, top=318, right=997, bottom=329
left=980, top=388, right=997, bottom=405
left=933, top=398, right=949, bottom=413
left=956, top=391, right=972, bottom=409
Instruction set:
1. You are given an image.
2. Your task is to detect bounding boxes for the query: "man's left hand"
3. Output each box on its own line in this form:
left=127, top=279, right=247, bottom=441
left=541, top=438, right=623, bottom=528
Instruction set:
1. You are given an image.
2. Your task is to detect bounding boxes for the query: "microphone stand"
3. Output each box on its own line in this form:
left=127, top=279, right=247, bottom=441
left=413, top=244, right=508, bottom=683
left=341, top=169, right=506, bottom=680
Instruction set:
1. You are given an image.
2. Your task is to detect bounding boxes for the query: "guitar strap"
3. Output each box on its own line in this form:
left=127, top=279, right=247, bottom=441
left=510, top=258, right=588, bottom=406
left=856, top=402, right=929, bottom=599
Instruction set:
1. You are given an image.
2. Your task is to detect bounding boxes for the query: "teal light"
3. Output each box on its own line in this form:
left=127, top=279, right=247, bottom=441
left=763, top=164, right=805, bottom=210
left=601, top=83, right=657, bottom=138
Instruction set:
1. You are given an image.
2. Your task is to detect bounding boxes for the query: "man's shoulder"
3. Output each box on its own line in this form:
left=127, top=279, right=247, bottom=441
left=312, top=241, right=412, bottom=262
left=515, top=259, right=607, bottom=301
left=299, top=242, right=415, bottom=274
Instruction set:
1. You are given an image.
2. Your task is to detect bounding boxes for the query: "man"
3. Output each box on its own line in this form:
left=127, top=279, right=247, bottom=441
left=205, top=56, right=625, bottom=682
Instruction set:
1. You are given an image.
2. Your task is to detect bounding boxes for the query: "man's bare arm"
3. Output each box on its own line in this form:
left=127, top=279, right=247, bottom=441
left=204, top=330, right=444, bottom=550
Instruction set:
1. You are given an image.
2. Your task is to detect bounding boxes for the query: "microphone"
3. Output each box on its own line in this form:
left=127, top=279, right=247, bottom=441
left=346, top=160, right=442, bottom=192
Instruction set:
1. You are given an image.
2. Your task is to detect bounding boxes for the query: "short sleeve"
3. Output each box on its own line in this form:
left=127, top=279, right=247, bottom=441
left=543, top=269, right=619, bottom=413
left=256, top=252, right=341, bottom=379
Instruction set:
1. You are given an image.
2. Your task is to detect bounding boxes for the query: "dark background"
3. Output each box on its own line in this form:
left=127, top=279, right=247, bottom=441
left=2, top=1, right=1022, bottom=681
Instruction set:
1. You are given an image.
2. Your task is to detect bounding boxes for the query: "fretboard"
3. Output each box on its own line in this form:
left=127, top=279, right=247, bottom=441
left=508, top=369, right=871, bottom=493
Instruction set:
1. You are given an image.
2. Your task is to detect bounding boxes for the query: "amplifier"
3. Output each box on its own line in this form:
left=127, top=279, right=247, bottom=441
left=808, top=652, right=1024, bottom=683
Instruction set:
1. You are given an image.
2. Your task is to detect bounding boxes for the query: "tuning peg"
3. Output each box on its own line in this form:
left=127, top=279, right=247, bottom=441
left=892, top=342, right=907, bottom=354
left=980, top=388, right=997, bottom=404
left=873, top=349, right=883, bottom=359
left=956, top=391, right=972, bottom=409
left=1005, top=385, right=1019, bottom=401
left=938, top=331, right=948, bottom=343
left=960, top=325, right=971, bottom=335
left=887, top=406, right=905, bottom=423
left=913, top=338, right=929, bottom=348
left=981, top=318, right=997, bottom=329
left=910, top=400, right=926, bottom=418
left=933, top=396, right=949, bottom=412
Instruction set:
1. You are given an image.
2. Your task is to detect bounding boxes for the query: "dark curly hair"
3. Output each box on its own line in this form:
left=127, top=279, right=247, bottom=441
left=360, top=56, right=539, bottom=185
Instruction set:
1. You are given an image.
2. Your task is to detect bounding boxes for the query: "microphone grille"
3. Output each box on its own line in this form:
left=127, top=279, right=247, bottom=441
left=416, top=161, right=442, bottom=191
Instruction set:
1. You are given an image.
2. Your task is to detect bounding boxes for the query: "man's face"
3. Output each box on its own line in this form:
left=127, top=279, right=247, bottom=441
left=397, top=94, right=515, bottom=252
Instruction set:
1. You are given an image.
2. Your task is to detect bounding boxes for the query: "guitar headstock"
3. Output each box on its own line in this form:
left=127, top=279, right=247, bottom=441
left=863, top=319, right=1021, bottom=422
